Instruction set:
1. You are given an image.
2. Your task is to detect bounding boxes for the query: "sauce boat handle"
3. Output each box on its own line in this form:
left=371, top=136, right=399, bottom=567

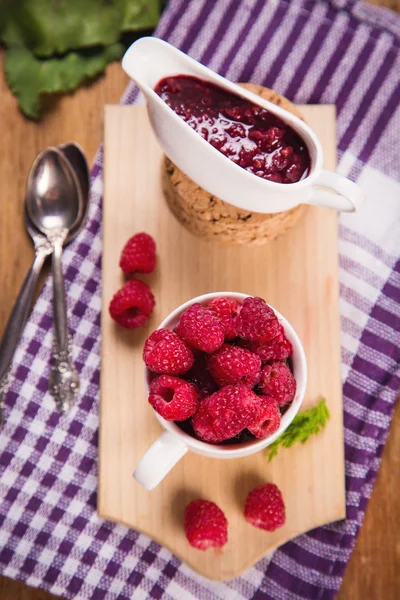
left=307, top=170, right=365, bottom=212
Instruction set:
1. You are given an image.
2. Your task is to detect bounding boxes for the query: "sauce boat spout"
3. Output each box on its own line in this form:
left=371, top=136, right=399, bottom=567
left=122, top=37, right=200, bottom=101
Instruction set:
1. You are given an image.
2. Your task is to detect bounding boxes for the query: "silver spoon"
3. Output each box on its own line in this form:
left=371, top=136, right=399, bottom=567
left=26, top=147, right=83, bottom=413
left=0, top=145, right=90, bottom=427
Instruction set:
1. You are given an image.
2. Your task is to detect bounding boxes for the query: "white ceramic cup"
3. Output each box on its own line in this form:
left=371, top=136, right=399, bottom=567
left=134, top=292, right=307, bottom=490
left=122, top=37, right=365, bottom=215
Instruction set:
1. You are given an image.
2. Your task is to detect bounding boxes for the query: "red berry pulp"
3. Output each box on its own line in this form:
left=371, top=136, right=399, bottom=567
left=154, top=75, right=311, bottom=184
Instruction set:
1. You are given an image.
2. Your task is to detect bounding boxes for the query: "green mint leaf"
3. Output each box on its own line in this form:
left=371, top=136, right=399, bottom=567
left=266, top=398, right=330, bottom=461
left=5, top=44, right=124, bottom=118
left=0, top=0, right=160, bottom=56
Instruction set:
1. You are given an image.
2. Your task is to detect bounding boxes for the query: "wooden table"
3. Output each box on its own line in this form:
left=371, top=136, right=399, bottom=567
left=0, top=1, right=399, bottom=596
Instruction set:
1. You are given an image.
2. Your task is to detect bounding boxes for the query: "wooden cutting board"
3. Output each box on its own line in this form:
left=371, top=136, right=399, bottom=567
left=99, top=104, right=345, bottom=581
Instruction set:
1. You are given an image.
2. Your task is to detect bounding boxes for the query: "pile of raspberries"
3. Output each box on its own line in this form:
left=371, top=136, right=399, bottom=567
left=144, top=295, right=296, bottom=443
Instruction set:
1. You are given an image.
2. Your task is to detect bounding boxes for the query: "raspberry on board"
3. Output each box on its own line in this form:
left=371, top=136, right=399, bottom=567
left=248, top=395, right=281, bottom=439
left=244, top=483, right=286, bottom=531
left=119, top=232, right=156, bottom=274
left=192, top=384, right=261, bottom=442
left=109, top=279, right=155, bottom=329
left=258, top=361, right=296, bottom=407
left=249, top=324, right=293, bottom=362
left=149, top=375, right=198, bottom=421
left=176, top=303, right=225, bottom=353
left=207, top=344, right=261, bottom=388
left=235, top=296, right=280, bottom=344
left=208, top=296, right=241, bottom=340
left=184, top=499, right=228, bottom=550
left=143, top=328, right=194, bottom=375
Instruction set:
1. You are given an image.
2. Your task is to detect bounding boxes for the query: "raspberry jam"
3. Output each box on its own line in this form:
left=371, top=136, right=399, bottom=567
left=154, top=75, right=311, bottom=184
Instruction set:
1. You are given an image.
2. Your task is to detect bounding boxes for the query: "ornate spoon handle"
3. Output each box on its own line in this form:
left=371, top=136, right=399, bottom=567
left=48, top=232, right=79, bottom=413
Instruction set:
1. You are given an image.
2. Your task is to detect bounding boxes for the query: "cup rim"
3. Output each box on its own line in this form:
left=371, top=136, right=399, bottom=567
left=144, top=292, right=307, bottom=459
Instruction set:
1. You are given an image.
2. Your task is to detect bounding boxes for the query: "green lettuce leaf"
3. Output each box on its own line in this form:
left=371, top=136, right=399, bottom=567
left=122, top=0, right=160, bottom=32
left=0, top=0, right=159, bottom=56
left=5, top=44, right=124, bottom=118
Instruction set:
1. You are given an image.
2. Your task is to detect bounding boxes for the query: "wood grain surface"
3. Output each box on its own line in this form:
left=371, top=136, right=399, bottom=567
left=99, top=103, right=344, bottom=580
left=0, top=0, right=399, bottom=592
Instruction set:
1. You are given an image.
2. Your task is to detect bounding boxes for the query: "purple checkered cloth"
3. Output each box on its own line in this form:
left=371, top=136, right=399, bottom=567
left=1, top=0, right=399, bottom=598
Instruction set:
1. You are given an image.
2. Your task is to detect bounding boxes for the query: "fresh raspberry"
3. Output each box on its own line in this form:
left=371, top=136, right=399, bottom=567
left=143, top=328, right=194, bottom=375
left=258, top=361, right=296, bottom=407
left=109, top=280, right=155, bottom=329
left=244, top=483, right=286, bottom=531
left=119, top=232, right=156, bottom=274
left=248, top=395, right=281, bottom=438
left=235, top=297, right=279, bottom=344
left=149, top=375, right=198, bottom=421
left=176, top=304, right=224, bottom=353
left=185, top=354, right=218, bottom=399
left=192, top=385, right=260, bottom=442
left=208, top=297, right=241, bottom=340
left=207, top=344, right=261, bottom=388
left=184, top=499, right=228, bottom=550
left=247, top=325, right=293, bottom=362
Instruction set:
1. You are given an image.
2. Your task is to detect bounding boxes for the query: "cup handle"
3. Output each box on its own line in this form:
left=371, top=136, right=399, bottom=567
left=307, top=169, right=365, bottom=212
left=133, top=430, right=188, bottom=490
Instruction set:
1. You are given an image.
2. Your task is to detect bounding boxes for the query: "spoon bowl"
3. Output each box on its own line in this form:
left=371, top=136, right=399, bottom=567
left=59, top=142, right=90, bottom=225
left=24, top=144, right=89, bottom=247
left=26, top=148, right=82, bottom=234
